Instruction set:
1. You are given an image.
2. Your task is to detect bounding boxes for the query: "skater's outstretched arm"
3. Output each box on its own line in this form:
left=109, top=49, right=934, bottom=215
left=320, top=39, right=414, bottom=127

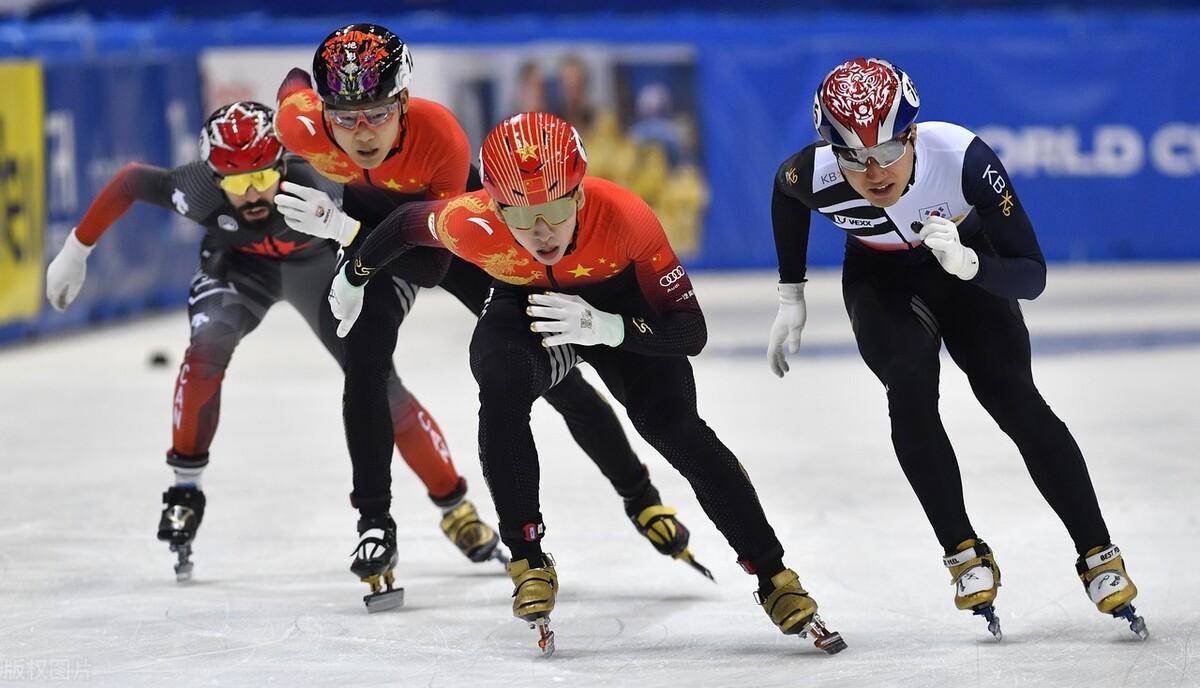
left=45, top=162, right=189, bottom=310
left=770, top=152, right=814, bottom=286
left=74, top=162, right=179, bottom=243
left=340, top=184, right=453, bottom=289
left=342, top=199, right=450, bottom=286
left=766, top=152, right=815, bottom=377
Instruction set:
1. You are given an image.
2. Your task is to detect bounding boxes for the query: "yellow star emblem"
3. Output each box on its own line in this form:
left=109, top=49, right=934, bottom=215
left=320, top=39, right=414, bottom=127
left=568, top=264, right=593, bottom=278
left=516, top=142, right=539, bottom=161
left=999, top=191, right=1015, bottom=217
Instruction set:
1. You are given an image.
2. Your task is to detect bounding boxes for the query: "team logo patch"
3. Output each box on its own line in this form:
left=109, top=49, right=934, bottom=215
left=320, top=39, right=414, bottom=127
left=813, top=163, right=843, bottom=192
left=522, top=522, right=544, bottom=542
left=658, top=265, right=686, bottom=287
left=832, top=214, right=885, bottom=229
left=190, top=313, right=210, bottom=331
left=999, top=191, right=1014, bottom=217
left=217, top=214, right=239, bottom=232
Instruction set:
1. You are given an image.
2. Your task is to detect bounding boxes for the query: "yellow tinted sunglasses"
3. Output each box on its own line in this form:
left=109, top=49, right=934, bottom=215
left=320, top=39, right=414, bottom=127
left=498, top=195, right=578, bottom=230
left=218, top=168, right=282, bottom=195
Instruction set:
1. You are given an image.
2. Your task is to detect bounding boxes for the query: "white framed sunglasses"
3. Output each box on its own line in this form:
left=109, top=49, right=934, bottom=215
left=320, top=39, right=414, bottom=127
left=832, top=129, right=913, bottom=172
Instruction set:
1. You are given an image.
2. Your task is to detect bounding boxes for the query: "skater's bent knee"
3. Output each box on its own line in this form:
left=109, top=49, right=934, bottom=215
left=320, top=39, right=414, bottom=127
left=183, top=337, right=236, bottom=378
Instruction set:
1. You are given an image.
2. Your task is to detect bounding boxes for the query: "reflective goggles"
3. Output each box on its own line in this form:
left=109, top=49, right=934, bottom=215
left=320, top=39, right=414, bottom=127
left=832, top=130, right=912, bottom=172
left=217, top=167, right=282, bottom=195
left=497, top=194, right=579, bottom=230
left=326, top=101, right=400, bottom=130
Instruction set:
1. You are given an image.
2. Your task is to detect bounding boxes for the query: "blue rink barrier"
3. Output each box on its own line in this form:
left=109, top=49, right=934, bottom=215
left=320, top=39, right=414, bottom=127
left=0, top=54, right=204, bottom=344
left=0, top=10, right=1197, bottom=344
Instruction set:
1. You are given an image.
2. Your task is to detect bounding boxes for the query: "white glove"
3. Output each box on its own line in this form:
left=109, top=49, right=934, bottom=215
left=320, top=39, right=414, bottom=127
left=527, top=292, right=624, bottom=348
left=328, top=264, right=365, bottom=338
left=45, top=228, right=95, bottom=311
left=275, top=181, right=361, bottom=246
left=919, top=215, right=979, bottom=280
left=767, top=282, right=807, bottom=378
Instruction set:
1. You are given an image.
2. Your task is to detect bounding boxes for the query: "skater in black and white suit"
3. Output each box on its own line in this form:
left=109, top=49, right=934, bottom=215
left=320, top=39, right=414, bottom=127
left=767, top=57, right=1146, bottom=640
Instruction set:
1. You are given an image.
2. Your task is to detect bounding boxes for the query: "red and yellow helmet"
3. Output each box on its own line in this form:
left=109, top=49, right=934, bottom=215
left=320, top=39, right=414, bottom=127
left=479, top=112, right=588, bottom=207
left=199, top=101, right=282, bottom=174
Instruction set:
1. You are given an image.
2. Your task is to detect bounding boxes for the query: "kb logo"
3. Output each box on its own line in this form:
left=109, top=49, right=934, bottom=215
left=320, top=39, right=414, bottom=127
left=658, top=265, right=686, bottom=287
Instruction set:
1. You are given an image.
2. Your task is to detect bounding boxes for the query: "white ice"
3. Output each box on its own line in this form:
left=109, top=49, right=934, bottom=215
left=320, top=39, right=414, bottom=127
left=1, top=265, right=1197, bottom=688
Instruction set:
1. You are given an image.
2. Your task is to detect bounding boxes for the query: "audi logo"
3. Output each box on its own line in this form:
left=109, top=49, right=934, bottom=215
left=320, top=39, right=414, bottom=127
left=659, top=265, right=686, bottom=287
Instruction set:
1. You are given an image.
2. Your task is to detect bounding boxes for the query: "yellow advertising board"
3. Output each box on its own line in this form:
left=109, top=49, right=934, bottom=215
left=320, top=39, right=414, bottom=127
left=0, top=61, right=45, bottom=324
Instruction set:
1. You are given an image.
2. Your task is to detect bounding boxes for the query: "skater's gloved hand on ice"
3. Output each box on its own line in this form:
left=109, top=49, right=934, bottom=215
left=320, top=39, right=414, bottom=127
left=527, top=292, right=624, bottom=348
left=918, top=215, right=979, bottom=281
left=45, top=227, right=94, bottom=311
left=767, top=282, right=806, bottom=378
left=328, top=262, right=366, bottom=338
left=276, top=181, right=361, bottom=246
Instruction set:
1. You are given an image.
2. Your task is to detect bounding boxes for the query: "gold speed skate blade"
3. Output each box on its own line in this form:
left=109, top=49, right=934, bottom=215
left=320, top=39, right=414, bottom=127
left=1113, top=605, right=1149, bottom=641
left=972, top=604, right=1002, bottom=640
left=758, top=569, right=818, bottom=635
left=440, top=501, right=504, bottom=564
left=531, top=616, right=555, bottom=657
left=170, top=542, right=194, bottom=583
left=361, top=570, right=405, bottom=613
left=674, top=548, right=715, bottom=581
left=508, top=558, right=558, bottom=621
left=944, top=539, right=1001, bottom=612
left=801, top=615, right=848, bottom=655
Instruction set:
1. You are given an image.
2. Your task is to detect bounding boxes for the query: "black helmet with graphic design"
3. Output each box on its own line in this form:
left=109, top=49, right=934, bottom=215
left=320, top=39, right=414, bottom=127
left=313, top=23, right=413, bottom=109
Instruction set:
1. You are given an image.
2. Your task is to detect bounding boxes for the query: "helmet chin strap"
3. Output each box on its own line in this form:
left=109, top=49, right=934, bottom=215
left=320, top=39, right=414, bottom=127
left=903, top=149, right=918, bottom=196
left=384, top=111, right=410, bottom=161
left=564, top=225, right=580, bottom=257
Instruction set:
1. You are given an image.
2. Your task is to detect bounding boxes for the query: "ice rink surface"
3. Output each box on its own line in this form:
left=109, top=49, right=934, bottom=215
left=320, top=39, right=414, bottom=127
left=1, top=265, right=1197, bottom=688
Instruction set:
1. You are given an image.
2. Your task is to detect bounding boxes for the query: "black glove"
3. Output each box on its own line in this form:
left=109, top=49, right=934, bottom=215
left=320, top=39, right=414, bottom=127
left=199, top=245, right=230, bottom=282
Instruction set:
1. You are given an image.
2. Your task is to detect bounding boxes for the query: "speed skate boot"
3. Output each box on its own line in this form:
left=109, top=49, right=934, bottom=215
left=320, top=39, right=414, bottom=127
left=507, top=554, right=558, bottom=656
left=439, top=499, right=507, bottom=566
left=351, top=514, right=404, bottom=613
left=625, top=482, right=714, bottom=580
left=157, top=486, right=205, bottom=582
left=944, top=538, right=1002, bottom=639
left=756, top=569, right=847, bottom=654
left=1077, top=544, right=1147, bottom=640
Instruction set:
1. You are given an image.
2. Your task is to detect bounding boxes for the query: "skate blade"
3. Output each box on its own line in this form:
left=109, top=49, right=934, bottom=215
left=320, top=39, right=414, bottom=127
left=491, top=547, right=511, bottom=567
left=363, top=588, right=405, bottom=613
left=972, top=604, right=1002, bottom=641
left=802, top=616, right=848, bottom=655
left=471, top=541, right=509, bottom=567
left=530, top=617, right=555, bottom=657
left=674, top=549, right=715, bottom=582
left=170, top=543, right=194, bottom=583
left=1114, top=605, right=1149, bottom=641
